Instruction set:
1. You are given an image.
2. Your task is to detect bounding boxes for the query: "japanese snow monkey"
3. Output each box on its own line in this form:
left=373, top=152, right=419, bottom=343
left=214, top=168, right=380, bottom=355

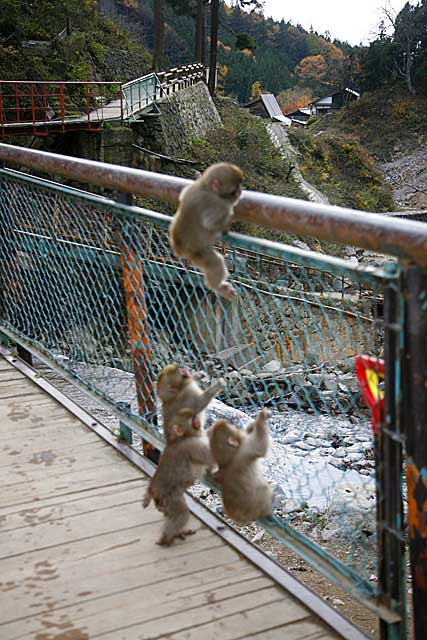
left=209, top=409, right=274, bottom=525
left=169, top=162, right=243, bottom=300
left=156, top=364, right=225, bottom=443
left=143, top=408, right=214, bottom=545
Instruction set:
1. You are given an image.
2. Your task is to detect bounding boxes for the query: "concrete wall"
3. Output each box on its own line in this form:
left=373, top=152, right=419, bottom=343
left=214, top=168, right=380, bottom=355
left=134, top=81, right=222, bottom=158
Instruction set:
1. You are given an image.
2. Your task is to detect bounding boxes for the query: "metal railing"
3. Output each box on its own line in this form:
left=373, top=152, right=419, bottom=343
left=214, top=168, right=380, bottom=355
left=122, top=73, right=157, bottom=119
left=0, top=80, right=123, bottom=135
left=0, top=64, right=208, bottom=135
left=0, top=143, right=426, bottom=640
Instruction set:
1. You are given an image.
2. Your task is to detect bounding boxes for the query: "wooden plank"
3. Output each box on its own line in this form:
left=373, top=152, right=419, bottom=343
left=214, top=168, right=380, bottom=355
left=0, top=368, right=26, bottom=381
left=0, top=460, right=142, bottom=509
left=0, top=476, right=144, bottom=517
left=0, top=525, right=233, bottom=586
left=0, top=357, right=14, bottom=370
left=89, top=588, right=287, bottom=640
left=0, top=560, right=260, bottom=638
left=163, top=600, right=315, bottom=640
left=0, top=376, right=42, bottom=398
left=0, top=483, right=146, bottom=532
left=0, top=439, right=107, bottom=476
left=0, top=541, right=239, bottom=625
left=0, top=439, right=129, bottom=483
left=0, top=403, right=82, bottom=432
left=0, top=420, right=102, bottom=458
left=247, top=620, right=337, bottom=640
left=0, top=498, right=199, bottom=559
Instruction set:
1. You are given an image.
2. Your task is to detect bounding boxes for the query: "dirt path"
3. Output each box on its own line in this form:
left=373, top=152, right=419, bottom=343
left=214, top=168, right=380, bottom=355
left=268, top=123, right=330, bottom=205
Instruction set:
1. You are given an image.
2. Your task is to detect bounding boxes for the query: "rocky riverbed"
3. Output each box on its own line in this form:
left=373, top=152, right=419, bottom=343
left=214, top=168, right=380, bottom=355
left=39, top=356, right=377, bottom=554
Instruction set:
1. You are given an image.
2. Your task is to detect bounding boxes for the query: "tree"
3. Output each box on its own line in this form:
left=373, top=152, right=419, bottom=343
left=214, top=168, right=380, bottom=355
left=277, top=86, right=313, bottom=114
left=208, top=0, right=220, bottom=95
left=168, top=0, right=207, bottom=62
left=153, top=0, right=165, bottom=71
left=295, top=54, right=327, bottom=89
left=235, top=32, right=256, bottom=50
left=250, top=79, right=262, bottom=98
left=208, top=0, right=264, bottom=96
left=382, top=1, right=426, bottom=95
left=195, top=0, right=205, bottom=62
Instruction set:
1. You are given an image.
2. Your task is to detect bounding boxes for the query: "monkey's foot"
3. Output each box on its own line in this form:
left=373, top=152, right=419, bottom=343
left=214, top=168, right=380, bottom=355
left=217, top=282, right=237, bottom=300
left=156, top=529, right=196, bottom=546
left=177, top=528, right=197, bottom=539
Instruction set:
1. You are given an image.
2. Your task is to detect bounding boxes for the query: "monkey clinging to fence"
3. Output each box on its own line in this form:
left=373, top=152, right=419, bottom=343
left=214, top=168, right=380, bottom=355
left=156, top=364, right=225, bottom=444
left=143, top=407, right=214, bottom=546
left=169, top=162, right=243, bottom=300
left=209, top=409, right=274, bottom=525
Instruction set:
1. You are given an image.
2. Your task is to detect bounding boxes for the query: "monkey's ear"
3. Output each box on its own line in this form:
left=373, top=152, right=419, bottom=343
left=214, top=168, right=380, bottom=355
left=211, top=178, right=220, bottom=192
left=227, top=436, right=240, bottom=448
left=192, top=416, right=201, bottom=430
left=173, top=425, right=185, bottom=437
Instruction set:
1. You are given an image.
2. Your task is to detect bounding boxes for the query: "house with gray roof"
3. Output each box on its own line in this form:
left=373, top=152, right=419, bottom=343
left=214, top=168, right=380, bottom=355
left=243, top=93, right=291, bottom=126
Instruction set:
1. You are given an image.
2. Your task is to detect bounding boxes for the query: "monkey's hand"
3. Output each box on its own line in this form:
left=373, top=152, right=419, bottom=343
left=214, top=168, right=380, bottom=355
left=215, top=377, right=227, bottom=392
left=217, top=282, right=237, bottom=300
left=142, top=491, right=151, bottom=509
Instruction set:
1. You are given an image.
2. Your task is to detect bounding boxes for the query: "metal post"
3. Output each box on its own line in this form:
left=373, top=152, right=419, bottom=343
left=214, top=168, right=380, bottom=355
left=377, top=266, right=406, bottom=639
left=85, top=82, right=90, bottom=127
left=60, top=83, right=65, bottom=127
left=15, top=82, right=20, bottom=123
left=402, top=264, right=427, bottom=640
left=30, top=83, right=36, bottom=124
left=17, top=344, right=33, bottom=366
left=117, top=401, right=132, bottom=444
left=117, top=192, right=156, bottom=460
left=0, top=162, right=18, bottom=329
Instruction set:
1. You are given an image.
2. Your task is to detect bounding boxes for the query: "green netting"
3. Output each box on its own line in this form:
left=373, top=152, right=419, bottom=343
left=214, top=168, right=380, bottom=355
left=0, top=168, right=402, bottom=606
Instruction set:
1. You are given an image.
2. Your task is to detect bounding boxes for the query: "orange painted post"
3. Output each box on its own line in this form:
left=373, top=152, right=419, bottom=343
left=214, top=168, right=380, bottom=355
left=119, top=206, right=156, bottom=458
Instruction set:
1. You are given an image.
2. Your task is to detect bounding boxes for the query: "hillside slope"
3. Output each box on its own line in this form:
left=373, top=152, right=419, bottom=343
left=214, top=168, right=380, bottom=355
left=0, top=0, right=151, bottom=82
left=311, top=83, right=427, bottom=209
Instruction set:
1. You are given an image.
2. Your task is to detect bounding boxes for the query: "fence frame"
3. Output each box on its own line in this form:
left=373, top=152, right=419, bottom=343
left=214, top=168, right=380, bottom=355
left=0, top=144, right=426, bottom=640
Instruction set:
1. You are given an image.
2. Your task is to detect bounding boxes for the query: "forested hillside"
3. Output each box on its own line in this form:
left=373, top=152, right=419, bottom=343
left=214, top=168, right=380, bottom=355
left=0, top=0, right=151, bottom=81
left=2, top=1, right=425, bottom=108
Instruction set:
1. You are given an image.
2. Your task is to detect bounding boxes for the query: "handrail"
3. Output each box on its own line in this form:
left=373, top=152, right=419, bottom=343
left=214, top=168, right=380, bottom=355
left=1, top=142, right=427, bottom=265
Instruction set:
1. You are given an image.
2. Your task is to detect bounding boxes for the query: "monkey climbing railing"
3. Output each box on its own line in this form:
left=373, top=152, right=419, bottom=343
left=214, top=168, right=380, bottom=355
left=0, top=145, right=427, bottom=640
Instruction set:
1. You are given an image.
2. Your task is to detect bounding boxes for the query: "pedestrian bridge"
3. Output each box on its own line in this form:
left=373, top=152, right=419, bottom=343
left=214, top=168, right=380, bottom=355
left=0, top=63, right=206, bottom=137
left=0, top=142, right=426, bottom=640
left=0, top=353, right=343, bottom=640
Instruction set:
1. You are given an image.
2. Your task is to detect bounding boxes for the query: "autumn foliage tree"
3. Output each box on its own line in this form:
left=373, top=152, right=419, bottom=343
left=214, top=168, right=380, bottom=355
left=295, top=54, right=327, bottom=89
left=277, top=87, right=313, bottom=114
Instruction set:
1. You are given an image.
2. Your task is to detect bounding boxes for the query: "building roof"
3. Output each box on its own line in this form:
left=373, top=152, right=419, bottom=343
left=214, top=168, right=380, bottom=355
left=244, top=93, right=292, bottom=125
left=310, top=87, right=360, bottom=106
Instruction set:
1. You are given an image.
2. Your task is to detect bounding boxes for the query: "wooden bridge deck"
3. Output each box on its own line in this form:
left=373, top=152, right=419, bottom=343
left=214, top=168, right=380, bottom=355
left=0, top=355, right=342, bottom=640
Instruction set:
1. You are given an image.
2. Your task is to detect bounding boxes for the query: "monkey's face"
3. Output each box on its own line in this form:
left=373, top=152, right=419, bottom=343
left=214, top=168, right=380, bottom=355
left=156, top=365, right=191, bottom=401
left=209, top=420, right=242, bottom=466
left=207, top=163, right=243, bottom=204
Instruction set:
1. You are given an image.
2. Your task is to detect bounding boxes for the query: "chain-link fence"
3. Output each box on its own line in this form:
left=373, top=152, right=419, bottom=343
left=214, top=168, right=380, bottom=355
left=0, top=166, right=411, bottom=636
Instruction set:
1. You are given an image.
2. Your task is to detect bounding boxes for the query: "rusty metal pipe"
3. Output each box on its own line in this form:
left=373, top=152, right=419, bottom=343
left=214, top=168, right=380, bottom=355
left=1, top=142, right=427, bottom=265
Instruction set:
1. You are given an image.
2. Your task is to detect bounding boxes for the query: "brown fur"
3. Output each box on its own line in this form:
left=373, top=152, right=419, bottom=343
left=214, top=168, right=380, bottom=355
left=209, top=409, right=274, bottom=525
left=143, top=408, right=214, bottom=546
left=169, top=162, right=243, bottom=300
left=156, top=364, right=224, bottom=443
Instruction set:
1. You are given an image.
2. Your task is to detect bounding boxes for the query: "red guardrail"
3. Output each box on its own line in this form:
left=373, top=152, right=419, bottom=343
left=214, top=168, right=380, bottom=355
left=0, top=81, right=123, bottom=135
